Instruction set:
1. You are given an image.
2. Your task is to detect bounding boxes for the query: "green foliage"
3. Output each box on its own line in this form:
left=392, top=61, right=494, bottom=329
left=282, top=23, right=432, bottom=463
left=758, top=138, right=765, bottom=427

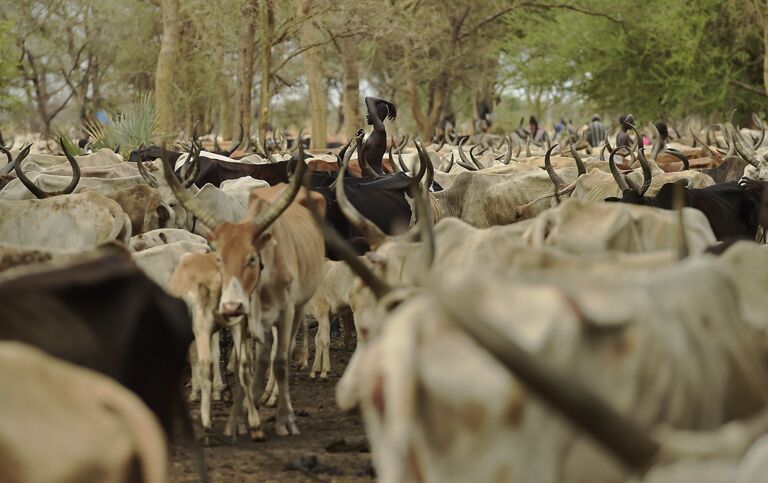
left=84, top=93, right=158, bottom=154
left=0, top=19, right=21, bottom=118
left=51, top=128, right=86, bottom=156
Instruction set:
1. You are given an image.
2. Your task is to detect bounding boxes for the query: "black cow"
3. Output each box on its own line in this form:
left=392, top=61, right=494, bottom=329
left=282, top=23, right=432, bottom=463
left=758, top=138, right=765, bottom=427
left=606, top=180, right=765, bottom=241
left=0, top=246, right=193, bottom=435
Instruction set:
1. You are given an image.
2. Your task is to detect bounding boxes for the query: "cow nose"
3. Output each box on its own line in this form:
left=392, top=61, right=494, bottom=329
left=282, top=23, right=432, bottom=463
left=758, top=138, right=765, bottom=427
left=220, top=303, right=245, bottom=317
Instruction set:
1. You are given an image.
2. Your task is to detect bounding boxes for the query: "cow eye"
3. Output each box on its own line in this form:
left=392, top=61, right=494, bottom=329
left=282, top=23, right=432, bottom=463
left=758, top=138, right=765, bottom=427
left=246, top=254, right=258, bottom=267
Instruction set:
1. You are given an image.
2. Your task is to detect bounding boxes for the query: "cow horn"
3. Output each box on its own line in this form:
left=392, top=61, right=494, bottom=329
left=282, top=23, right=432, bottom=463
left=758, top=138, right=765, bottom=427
left=435, top=133, right=445, bottom=152
left=570, top=142, right=586, bottom=176
left=16, top=140, right=80, bottom=199
left=180, top=141, right=201, bottom=188
left=689, top=126, right=713, bottom=156
left=544, top=144, right=565, bottom=190
left=0, top=145, right=17, bottom=175
left=752, top=113, right=765, bottom=150
left=661, top=148, right=689, bottom=171
left=336, top=137, right=387, bottom=247
left=388, top=143, right=401, bottom=173
left=413, top=139, right=435, bottom=270
left=161, top=149, right=222, bottom=231
left=410, top=139, right=428, bottom=186
left=398, top=134, right=410, bottom=151
left=731, top=123, right=764, bottom=168
left=457, top=138, right=477, bottom=171
left=649, top=122, right=664, bottom=160
left=356, top=130, right=378, bottom=178
left=609, top=147, right=632, bottom=193
left=330, top=138, right=354, bottom=190
left=397, top=150, right=410, bottom=173
left=2, top=144, right=29, bottom=177
left=135, top=145, right=160, bottom=188
left=469, top=144, right=485, bottom=170
left=251, top=137, right=308, bottom=233
left=502, top=136, right=513, bottom=165
left=213, top=133, right=222, bottom=152
left=525, top=136, right=531, bottom=158
left=224, top=123, right=244, bottom=156
left=636, top=148, right=652, bottom=196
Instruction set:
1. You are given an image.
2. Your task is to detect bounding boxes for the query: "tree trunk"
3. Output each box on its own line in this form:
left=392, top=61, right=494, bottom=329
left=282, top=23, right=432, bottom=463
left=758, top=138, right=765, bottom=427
left=155, top=0, right=180, bottom=141
left=257, top=0, right=275, bottom=146
left=764, top=22, right=768, bottom=96
left=339, top=36, right=360, bottom=140
left=238, top=0, right=257, bottom=149
left=299, top=0, right=327, bottom=148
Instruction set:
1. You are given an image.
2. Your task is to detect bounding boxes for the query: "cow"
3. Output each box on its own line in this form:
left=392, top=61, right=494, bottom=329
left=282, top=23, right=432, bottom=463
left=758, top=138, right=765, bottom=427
left=162, top=141, right=325, bottom=440
left=0, top=341, right=168, bottom=483
left=333, top=230, right=768, bottom=483
left=130, top=228, right=209, bottom=252
left=604, top=149, right=764, bottom=241
left=0, top=245, right=194, bottom=437
left=303, top=259, right=356, bottom=379
left=132, top=241, right=211, bottom=291
left=0, top=191, right=132, bottom=249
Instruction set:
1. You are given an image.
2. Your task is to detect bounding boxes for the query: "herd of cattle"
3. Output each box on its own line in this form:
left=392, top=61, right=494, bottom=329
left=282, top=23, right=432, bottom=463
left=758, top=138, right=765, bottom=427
left=2, top=117, right=768, bottom=483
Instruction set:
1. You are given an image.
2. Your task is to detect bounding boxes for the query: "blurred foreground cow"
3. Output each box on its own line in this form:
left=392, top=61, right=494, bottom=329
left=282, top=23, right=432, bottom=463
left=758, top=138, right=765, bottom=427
left=0, top=341, right=167, bottom=483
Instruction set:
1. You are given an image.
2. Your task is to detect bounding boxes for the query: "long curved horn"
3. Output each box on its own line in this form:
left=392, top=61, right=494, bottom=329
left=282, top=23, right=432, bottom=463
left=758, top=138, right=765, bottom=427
left=661, top=148, right=689, bottom=171
left=469, top=144, right=486, bottom=170
left=412, top=139, right=435, bottom=270
left=330, top=138, right=355, bottom=190
left=410, top=138, right=428, bottom=187
left=712, top=124, right=734, bottom=157
left=637, top=148, right=653, bottom=196
left=502, top=136, right=513, bottom=165
left=544, top=144, right=565, bottom=189
left=398, top=134, right=410, bottom=151
left=161, top=148, right=222, bottom=231
left=457, top=138, right=477, bottom=171
left=525, top=136, right=531, bottom=157
left=135, top=145, right=160, bottom=188
left=213, top=133, right=222, bottom=153
left=435, top=133, right=445, bottom=152
left=570, top=142, right=586, bottom=176
left=388, top=144, right=401, bottom=173
left=356, top=130, right=378, bottom=178
left=250, top=136, right=308, bottom=233
left=182, top=140, right=201, bottom=188
left=609, top=147, right=631, bottom=193
left=732, top=124, right=764, bottom=168
left=224, top=123, right=244, bottom=156
left=689, top=125, right=713, bottom=156
left=397, top=150, right=410, bottom=173
left=649, top=122, right=664, bottom=160
left=15, top=140, right=80, bottom=199
left=0, top=145, right=19, bottom=175
left=752, top=113, right=765, bottom=150
left=336, top=138, right=387, bottom=246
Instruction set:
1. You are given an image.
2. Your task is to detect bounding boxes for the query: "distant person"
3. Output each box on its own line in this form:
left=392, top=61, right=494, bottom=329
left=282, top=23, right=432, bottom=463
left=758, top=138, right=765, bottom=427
left=655, top=122, right=669, bottom=144
left=587, top=115, right=606, bottom=147
left=616, top=113, right=635, bottom=148
left=555, top=118, right=566, bottom=137
left=528, top=116, right=545, bottom=143
left=363, top=96, right=397, bottom=175
left=566, top=119, right=577, bottom=141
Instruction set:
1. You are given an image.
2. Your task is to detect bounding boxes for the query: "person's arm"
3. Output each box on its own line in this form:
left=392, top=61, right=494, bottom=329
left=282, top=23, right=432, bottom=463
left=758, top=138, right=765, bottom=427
left=365, top=97, right=396, bottom=127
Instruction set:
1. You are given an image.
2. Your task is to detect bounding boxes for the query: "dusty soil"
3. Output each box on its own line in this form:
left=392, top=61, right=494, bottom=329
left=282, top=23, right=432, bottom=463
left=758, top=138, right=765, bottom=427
left=169, top=331, right=373, bottom=483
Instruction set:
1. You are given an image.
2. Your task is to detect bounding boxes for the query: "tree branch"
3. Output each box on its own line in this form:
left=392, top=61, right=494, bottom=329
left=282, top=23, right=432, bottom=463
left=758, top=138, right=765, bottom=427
left=271, top=29, right=365, bottom=75
left=730, top=79, right=768, bottom=97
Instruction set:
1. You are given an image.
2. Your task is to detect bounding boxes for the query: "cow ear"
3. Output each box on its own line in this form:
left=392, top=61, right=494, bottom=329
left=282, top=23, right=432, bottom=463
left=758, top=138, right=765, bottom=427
left=365, top=251, right=387, bottom=267
left=253, top=232, right=273, bottom=248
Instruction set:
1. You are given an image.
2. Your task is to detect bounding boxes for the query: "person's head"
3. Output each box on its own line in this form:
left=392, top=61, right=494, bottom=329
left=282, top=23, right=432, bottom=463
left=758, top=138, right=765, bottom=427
left=592, top=114, right=601, bottom=123
left=529, top=116, right=538, bottom=127
left=655, top=122, right=669, bottom=141
left=619, top=113, right=634, bottom=131
left=367, top=103, right=390, bottom=125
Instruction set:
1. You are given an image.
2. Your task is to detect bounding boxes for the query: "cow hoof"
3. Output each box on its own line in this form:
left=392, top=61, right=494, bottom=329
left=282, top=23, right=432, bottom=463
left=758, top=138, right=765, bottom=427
left=250, top=429, right=266, bottom=442
left=319, top=373, right=328, bottom=380
left=212, top=392, right=221, bottom=401
left=309, top=371, right=316, bottom=379
left=276, top=423, right=290, bottom=437
left=188, top=393, right=200, bottom=403
left=222, top=388, right=232, bottom=402
left=288, top=421, right=301, bottom=435
left=223, top=424, right=235, bottom=438
left=237, top=423, right=248, bottom=436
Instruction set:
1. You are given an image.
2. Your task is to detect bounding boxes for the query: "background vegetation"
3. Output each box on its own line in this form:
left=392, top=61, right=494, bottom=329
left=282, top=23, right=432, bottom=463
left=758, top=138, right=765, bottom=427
left=1, top=0, right=767, bottom=146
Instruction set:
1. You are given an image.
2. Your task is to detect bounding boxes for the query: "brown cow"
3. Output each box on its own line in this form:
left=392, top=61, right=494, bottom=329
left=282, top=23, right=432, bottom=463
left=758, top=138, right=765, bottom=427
left=163, top=142, right=325, bottom=440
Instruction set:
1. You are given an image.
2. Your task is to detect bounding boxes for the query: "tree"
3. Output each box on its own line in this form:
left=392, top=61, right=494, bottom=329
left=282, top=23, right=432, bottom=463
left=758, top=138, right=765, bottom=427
left=155, top=0, right=181, bottom=138
left=298, top=0, right=328, bottom=148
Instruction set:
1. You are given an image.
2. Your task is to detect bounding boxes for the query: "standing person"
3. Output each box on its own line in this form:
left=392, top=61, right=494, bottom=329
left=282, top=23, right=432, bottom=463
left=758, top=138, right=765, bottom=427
left=555, top=118, right=566, bottom=137
left=587, top=115, right=606, bottom=147
left=363, top=96, right=397, bottom=175
left=528, top=116, right=545, bottom=143
left=616, top=113, right=635, bottom=148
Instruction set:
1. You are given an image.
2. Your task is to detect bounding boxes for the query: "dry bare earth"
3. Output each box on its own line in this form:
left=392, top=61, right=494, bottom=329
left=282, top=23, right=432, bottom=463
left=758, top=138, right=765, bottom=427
left=169, top=330, right=373, bottom=482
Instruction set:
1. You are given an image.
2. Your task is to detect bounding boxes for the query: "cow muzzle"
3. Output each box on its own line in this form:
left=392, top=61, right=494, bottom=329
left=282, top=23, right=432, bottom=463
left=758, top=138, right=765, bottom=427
left=219, top=278, right=249, bottom=318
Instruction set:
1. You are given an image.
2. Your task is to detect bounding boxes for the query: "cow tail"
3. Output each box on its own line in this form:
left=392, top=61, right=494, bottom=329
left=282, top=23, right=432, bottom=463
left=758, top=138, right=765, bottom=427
left=177, top=391, right=210, bottom=483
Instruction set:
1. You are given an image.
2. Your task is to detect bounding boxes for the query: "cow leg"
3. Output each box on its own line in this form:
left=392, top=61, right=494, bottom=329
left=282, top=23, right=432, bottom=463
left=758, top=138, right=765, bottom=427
left=341, top=309, right=355, bottom=348
left=226, top=322, right=264, bottom=441
left=260, top=327, right=278, bottom=407
left=188, top=343, right=201, bottom=402
left=211, top=331, right=226, bottom=401
left=275, top=305, right=302, bottom=436
left=194, top=327, right=215, bottom=436
left=311, top=310, right=331, bottom=379
left=297, top=317, right=309, bottom=371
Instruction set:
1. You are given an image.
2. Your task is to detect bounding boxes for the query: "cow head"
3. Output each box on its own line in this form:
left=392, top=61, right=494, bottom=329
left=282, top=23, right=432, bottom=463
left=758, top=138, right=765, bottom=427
left=732, top=123, right=768, bottom=182
left=604, top=131, right=653, bottom=203
left=162, top=140, right=308, bottom=320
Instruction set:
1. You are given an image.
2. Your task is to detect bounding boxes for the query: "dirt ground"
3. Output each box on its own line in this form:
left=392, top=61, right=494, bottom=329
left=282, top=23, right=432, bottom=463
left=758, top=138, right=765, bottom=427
left=169, top=329, right=373, bottom=483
